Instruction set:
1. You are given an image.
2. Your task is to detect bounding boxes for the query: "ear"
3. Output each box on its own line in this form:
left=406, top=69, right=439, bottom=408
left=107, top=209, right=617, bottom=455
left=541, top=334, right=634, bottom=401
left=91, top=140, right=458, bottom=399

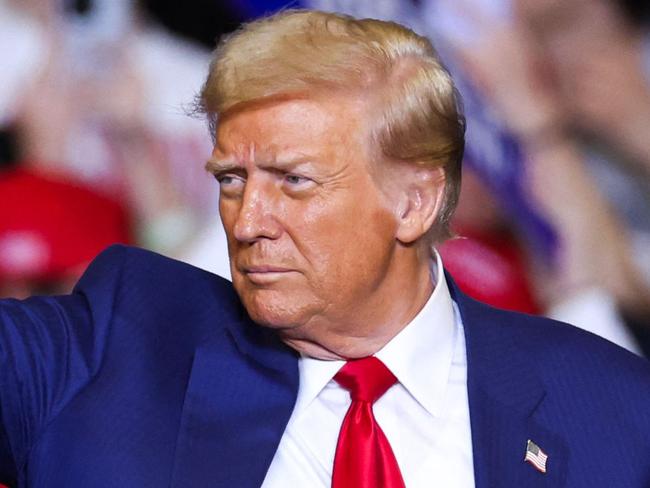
left=394, top=166, right=446, bottom=245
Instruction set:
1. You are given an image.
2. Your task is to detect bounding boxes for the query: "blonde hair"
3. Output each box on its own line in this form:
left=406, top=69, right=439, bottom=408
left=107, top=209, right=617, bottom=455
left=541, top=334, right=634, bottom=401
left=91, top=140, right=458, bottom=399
left=197, top=9, right=465, bottom=242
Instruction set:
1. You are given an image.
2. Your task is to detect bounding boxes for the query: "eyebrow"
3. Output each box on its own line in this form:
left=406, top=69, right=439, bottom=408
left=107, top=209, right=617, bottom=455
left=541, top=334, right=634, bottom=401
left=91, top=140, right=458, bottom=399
left=258, top=157, right=313, bottom=172
left=205, top=155, right=316, bottom=174
left=204, top=158, right=240, bottom=174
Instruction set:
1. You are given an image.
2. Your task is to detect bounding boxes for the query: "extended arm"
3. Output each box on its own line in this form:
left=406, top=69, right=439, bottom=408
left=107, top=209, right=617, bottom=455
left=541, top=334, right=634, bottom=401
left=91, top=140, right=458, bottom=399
left=0, top=246, right=125, bottom=484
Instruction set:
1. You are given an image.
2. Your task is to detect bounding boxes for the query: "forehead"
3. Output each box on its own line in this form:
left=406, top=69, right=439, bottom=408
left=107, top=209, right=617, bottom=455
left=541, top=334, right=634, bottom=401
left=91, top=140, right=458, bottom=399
left=213, top=95, right=373, bottom=162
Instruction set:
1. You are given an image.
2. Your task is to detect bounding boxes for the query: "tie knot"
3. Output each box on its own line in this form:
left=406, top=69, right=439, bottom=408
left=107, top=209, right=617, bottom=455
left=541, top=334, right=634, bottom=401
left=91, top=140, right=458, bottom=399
left=334, top=357, right=397, bottom=403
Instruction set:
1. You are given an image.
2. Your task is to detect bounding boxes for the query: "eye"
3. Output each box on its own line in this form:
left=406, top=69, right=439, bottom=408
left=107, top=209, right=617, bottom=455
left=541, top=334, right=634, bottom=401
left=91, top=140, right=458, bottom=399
left=285, top=174, right=309, bottom=185
left=282, top=173, right=316, bottom=192
left=216, top=173, right=245, bottom=196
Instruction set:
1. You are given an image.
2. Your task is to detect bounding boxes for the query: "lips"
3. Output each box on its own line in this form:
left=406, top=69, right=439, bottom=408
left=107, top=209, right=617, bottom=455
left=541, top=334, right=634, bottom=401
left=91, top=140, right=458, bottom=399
left=242, top=265, right=293, bottom=273
left=239, top=264, right=296, bottom=285
left=240, top=264, right=293, bottom=274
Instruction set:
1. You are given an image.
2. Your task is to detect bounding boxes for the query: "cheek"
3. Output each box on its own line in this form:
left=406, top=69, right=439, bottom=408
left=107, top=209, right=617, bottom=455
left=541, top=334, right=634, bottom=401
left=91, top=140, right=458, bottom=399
left=219, top=200, right=242, bottom=252
left=295, top=201, right=398, bottom=286
left=219, top=199, right=237, bottom=231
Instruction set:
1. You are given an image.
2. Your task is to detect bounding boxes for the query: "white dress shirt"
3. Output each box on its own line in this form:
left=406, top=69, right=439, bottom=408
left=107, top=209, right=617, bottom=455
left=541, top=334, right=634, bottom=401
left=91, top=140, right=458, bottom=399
left=262, top=254, right=475, bottom=487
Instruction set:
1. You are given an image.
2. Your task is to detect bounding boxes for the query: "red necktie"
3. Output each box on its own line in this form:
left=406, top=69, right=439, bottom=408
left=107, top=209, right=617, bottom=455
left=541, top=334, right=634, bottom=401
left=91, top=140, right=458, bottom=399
left=332, top=357, right=406, bottom=488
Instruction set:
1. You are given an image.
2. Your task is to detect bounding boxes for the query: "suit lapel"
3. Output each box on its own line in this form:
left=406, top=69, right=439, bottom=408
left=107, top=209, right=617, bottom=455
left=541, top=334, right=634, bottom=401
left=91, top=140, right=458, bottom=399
left=468, top=385, right=568, bottom=487
left=450, top=277, right=568, bottom=487
left=170, top=313, right=299, bottom=488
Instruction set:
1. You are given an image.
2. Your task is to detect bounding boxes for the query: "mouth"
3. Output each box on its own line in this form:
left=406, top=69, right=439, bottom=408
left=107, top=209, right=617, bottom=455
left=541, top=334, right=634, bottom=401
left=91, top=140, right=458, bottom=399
left=243, top=265, right=292, bottom=273
left=240, top=265, right=296, bottom=284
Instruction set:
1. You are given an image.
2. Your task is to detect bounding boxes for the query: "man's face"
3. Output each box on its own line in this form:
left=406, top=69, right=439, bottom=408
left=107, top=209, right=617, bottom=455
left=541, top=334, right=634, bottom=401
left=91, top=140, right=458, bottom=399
left=210, top=95, right=403, bottom=343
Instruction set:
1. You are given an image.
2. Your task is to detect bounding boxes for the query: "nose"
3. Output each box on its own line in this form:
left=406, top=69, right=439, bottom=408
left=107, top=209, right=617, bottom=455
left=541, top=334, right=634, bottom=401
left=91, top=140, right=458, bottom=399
left=232, top=179, right=283, bottom=243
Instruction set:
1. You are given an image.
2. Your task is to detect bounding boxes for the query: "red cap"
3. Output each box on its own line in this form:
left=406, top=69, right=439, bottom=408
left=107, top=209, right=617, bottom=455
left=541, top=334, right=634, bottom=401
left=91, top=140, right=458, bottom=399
left=440, top=226, right=541, bottom=314
left=0, top=167, right=131, bottom=283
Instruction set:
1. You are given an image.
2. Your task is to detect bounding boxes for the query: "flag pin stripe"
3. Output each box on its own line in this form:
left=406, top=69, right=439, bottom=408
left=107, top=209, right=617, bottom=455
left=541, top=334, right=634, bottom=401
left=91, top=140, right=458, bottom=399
left=524, top=439, right=548, bottom=474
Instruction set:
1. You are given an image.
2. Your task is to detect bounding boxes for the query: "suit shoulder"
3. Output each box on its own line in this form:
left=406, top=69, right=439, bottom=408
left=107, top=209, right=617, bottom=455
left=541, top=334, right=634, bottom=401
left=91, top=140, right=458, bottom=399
left=75, top=245, right=243, bottom=339
left=78, top=244, right=237, bottom=301
left=459, top=293, right=650, bottom=389
left=487, top=302, right=650, bottom=388
left=81, top=244, right=230, bottom=288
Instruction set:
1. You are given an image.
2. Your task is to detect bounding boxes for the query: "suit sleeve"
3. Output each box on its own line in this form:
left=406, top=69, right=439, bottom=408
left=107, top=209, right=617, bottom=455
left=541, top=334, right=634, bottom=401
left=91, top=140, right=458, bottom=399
left=0, top=245, right=127, bottom=484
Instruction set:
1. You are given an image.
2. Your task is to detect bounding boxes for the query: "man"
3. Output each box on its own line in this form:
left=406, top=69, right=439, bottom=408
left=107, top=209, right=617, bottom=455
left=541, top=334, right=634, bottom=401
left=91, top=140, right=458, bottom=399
left=1, top=9, right=649, bottom=488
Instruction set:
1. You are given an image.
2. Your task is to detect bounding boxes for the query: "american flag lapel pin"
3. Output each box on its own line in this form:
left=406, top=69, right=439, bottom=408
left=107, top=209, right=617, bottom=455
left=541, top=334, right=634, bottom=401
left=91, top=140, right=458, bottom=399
left=524, top=439, right=548, bottom=474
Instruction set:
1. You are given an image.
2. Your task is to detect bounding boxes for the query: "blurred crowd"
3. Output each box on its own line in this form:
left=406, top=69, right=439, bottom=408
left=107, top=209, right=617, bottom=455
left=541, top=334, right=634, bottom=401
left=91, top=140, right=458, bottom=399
left=1, top=0, right=649, bottom=354
left=433, top=0, right=650, bottom=355
left=0, top=0, right=220, bottom=296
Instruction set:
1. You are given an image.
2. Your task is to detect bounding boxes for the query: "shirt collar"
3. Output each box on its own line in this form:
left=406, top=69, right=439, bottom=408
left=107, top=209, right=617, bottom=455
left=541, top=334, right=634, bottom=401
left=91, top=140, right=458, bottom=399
left=293, top=251, right=458, bottom=418
left=375, top=251, right=457, bottom=417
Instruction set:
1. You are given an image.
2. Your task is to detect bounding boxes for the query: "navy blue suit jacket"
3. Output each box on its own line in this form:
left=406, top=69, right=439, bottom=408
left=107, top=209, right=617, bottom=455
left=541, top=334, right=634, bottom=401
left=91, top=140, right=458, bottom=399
left=1, top=245, right=650, bottom=487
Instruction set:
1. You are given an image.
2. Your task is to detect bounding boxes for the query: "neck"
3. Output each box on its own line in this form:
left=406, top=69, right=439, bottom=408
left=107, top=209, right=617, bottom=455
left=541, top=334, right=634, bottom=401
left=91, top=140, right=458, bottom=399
left=281, top=247, right=435, bottom=360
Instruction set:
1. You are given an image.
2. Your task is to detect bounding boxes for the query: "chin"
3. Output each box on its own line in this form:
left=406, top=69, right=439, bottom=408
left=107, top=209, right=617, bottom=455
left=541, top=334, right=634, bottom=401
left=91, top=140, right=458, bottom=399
left=240, top=288, right=317, bottom=330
